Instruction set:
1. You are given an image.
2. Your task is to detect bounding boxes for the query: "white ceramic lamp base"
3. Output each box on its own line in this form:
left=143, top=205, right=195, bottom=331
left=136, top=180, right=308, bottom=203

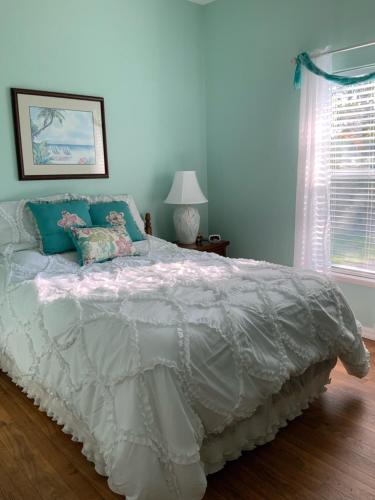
left=174, top=205, right=200, bottom=244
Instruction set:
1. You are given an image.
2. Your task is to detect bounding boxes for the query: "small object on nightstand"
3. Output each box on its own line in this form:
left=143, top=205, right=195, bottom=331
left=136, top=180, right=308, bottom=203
left=196, top=233, right=203, bottom=245
left=177, top=239, right=230, bottom=257
left=209, top=234, right=221, bottom=242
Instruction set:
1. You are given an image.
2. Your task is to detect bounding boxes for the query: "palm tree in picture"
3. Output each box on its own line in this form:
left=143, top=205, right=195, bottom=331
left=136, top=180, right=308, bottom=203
left=31, top=108, right=66, bottom=139
left=31, top=107, right=66, bottom=164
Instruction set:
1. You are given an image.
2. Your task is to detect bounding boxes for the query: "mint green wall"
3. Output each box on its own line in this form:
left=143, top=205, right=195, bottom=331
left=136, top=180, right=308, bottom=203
left=203, top=0, right=375, bottom=328
left=1, top=0, right=374, bottom=326
left=0, top=0, right=207, bottom=240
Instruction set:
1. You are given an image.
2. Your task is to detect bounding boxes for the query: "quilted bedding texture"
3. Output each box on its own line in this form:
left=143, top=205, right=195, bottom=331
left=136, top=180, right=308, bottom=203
left=0, top=237, right=369, bottom=500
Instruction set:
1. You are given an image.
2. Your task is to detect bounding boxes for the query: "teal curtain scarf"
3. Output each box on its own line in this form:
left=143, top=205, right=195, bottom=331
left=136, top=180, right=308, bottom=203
left=294, top=52, right=375, bottom=89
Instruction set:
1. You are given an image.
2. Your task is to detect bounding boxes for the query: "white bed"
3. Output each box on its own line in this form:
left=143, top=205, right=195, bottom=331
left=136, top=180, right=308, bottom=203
left=0, top=197, right=370, bottom=500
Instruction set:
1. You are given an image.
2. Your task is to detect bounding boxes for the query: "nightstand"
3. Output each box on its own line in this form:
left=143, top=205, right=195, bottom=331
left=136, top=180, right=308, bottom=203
left=177, top=240, right=230, bottom=257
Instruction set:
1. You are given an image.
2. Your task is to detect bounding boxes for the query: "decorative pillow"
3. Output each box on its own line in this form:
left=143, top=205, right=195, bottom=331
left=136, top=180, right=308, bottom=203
left=27, top=200, right=92, bottom=255
left=68, top=225, right=138, bottom=266
left=89, top=201, right=145, bottom=241
left=24, top=194, right=90, bottom=243
left=0, top=193, right=145, bottom=255
left=89, top=194, right=146, bottom=238
left=0, top=194, right=88, bottom=255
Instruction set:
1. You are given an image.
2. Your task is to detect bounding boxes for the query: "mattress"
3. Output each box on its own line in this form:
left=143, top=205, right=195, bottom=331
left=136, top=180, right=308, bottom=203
left=0, top=236, right=370, bottom=500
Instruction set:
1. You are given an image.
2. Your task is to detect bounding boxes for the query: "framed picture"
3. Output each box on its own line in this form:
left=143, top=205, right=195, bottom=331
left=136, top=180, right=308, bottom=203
left=11, top=88, right=109, bottom=180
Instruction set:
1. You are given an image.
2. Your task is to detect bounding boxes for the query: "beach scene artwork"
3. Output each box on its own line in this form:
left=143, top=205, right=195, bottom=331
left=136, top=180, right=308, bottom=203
left=29, top=106, right=96, bottom=165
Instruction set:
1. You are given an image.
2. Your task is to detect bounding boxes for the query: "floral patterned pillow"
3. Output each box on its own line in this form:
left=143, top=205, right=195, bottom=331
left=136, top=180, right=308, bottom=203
left=69, top=225, right=138, bottom=266
left=89, top=201, right=145, bottom=241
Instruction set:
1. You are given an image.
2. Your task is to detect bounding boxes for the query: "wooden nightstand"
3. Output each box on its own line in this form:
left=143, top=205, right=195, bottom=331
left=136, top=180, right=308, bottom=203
left=177, top=240, right=230, bottom=257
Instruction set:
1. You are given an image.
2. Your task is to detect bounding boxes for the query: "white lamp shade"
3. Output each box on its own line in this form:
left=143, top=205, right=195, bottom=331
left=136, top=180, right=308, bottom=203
left=164, top=171, right=208, bottom=205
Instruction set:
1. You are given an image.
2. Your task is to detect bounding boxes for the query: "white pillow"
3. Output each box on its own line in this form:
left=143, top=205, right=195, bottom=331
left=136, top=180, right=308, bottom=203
left=0, top=200, right=36, bottom=253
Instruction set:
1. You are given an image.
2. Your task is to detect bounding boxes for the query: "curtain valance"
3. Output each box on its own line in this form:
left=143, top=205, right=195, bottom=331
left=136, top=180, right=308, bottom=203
left=294, top=51, right=375, bottom=88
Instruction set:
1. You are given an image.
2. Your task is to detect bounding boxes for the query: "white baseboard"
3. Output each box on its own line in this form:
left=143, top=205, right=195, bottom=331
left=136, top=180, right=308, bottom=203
left=362, top=327, right=375, bottom=341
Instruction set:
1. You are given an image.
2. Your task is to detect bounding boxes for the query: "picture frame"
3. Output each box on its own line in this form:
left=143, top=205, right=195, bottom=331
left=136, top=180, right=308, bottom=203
left=11, top=88, right=109, bottom=180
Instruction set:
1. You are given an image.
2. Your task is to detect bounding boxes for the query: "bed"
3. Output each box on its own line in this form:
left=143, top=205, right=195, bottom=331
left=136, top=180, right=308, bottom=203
left=0, top=194, right=370, bottom=500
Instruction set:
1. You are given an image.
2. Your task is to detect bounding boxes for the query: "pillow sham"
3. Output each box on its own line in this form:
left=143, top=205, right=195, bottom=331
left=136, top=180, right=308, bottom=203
left=89, top=201, right=145, bottom=241
left=27, top=200, right=92, bottom=255
left=69, top=225, right=138, bottom=266
left=0, top=200, right=36, bottom=255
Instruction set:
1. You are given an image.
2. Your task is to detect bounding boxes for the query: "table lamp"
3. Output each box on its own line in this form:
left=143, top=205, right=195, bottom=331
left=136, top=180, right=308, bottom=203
left=164, top=171, right=208, bottom=244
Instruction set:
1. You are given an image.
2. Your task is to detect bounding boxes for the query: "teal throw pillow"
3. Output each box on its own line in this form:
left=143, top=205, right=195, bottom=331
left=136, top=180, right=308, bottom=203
left=89, top=201, right=145, bottom=241
left=27, top=200, right=92, bottom=255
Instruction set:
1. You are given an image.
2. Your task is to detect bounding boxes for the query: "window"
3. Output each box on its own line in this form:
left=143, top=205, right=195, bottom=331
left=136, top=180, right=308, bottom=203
left=330, top=80, right=375, bottom=278
left=294, top=56, right=375, bottom=282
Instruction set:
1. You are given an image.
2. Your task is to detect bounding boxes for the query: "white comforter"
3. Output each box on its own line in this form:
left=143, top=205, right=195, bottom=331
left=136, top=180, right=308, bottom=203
left=0, top=237, right=369, bottom=500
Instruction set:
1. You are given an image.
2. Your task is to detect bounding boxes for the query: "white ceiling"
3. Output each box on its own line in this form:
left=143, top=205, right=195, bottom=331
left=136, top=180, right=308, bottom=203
left=187, top=0, right=216, bottom=5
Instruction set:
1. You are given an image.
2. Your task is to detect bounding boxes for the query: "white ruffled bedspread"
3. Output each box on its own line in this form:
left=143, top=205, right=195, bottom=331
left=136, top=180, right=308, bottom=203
left=0, top=237, right=369, bottom=500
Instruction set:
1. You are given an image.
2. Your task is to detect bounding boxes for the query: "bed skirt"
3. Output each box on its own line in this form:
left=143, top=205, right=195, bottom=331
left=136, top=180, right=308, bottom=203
left=201, top=358, right=336, bottom=475
left=0, top=352, right=336, bottom=498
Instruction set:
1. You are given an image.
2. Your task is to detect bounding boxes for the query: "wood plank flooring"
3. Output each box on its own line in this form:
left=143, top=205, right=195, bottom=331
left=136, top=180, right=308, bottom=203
left=0, top=339, right=373, bottom=500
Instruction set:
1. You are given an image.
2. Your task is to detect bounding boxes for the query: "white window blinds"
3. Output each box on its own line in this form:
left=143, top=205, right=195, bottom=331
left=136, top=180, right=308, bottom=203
left=330, top=79, right=375, bottom=278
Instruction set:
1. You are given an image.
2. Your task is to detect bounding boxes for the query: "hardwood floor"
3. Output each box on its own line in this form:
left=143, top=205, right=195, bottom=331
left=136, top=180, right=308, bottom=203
left=0, top=340, right=373, bottom=500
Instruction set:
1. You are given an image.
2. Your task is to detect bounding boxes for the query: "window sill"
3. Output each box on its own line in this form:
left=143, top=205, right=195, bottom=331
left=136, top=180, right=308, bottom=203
left=330, top=270, right=375, bottom=288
